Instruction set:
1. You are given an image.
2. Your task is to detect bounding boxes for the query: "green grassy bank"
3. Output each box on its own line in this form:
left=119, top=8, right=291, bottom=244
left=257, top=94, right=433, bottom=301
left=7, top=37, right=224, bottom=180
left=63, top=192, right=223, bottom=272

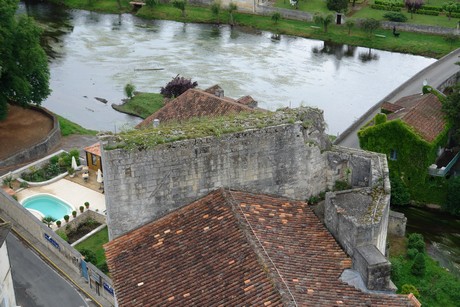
left=57, top=115, right=98, bottom=136
left=112, top=92, right=164, bottom=119
left=50, top=0, right=459, bottom=58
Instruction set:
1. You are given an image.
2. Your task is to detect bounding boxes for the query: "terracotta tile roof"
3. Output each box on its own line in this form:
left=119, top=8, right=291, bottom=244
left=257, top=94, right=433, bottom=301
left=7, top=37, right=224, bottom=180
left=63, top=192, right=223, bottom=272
left=237, top=95, right=258, bottom=107
left=105, top=190, right=412, bottom=306
left=381, top=101, right=404, bottom=113
left=136, top=88, right=257, bottom=129
left=387, top=93, right=446, bottom=143
left=84, top=142, right=101, bottom=156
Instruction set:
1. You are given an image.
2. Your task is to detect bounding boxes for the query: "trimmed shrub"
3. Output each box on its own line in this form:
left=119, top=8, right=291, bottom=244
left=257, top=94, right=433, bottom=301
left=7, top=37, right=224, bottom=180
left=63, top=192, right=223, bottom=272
left=407, top=248, right=418, bottom=259
left=383, top=12, right=408, bottom=21
left=56, top=220, right=62, bottom=227
left=401, top=284, right=420, bottom=297
left=371, top=4, right=401, bottom=11
left=411, top=253, right=426, bottom=276
left=374, top=0, right=404, bottom=7
left=421, top=5, right=442, bottom=11
left=79, top=206, right=84, bottom=213
left=416, top=9, right=439, bottom=15
left=408, top=233, right=425, bottom=253
left=64, top=215, right=70, bottom=222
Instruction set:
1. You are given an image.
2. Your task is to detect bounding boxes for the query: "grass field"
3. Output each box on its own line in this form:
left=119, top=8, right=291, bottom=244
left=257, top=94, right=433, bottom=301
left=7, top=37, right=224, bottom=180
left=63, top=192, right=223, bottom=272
left=57, top=115, right=98, bottom=136
left=112, top=92, right=164, bottom=119
left=75, top=226, right=109, bottom=268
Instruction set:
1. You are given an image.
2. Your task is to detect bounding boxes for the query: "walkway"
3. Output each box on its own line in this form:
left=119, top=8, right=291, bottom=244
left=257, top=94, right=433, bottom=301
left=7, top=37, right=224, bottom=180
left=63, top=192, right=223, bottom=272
left=335, top=48, right=460, bottom=149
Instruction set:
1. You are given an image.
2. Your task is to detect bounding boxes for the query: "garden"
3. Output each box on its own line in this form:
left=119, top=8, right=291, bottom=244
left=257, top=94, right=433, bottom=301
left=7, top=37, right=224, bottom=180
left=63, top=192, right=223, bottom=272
left=20, top=150, right=80, bottom=182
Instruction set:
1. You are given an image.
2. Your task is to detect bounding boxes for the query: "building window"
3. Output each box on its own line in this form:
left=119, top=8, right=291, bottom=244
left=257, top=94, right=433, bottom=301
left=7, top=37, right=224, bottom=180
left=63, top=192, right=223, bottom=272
left=390, top=149, right=398, bottom=161
left=92, top=154, right=97, bottom=166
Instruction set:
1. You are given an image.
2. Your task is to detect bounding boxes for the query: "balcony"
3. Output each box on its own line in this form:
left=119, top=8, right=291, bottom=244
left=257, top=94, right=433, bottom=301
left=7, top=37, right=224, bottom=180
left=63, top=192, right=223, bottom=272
left=428, top=148, right=460, bottom=177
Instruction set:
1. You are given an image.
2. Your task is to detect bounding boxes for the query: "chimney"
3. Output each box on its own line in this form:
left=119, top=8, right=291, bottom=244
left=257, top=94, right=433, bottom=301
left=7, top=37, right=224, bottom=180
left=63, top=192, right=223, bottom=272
left=215, top=88, right=224, bottom=98
left=153, top=119, right=160, bottom=128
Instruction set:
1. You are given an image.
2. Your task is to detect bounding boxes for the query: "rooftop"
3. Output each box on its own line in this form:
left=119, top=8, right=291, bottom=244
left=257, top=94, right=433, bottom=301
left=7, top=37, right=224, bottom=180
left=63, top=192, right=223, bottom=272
left=386, top=93, right=446, bottom=143
left=103, top=107, right=321, bottom=151
left=105, top=189, right=411, bottom=306
left=84, top=143, right=101, bottom=156
left=136, top=87, right=259, bottom=129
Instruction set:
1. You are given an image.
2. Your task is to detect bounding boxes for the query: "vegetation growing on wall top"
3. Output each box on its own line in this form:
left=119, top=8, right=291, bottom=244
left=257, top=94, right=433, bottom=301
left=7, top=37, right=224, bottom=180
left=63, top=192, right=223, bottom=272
left=104, top=107, right=323, bottom=150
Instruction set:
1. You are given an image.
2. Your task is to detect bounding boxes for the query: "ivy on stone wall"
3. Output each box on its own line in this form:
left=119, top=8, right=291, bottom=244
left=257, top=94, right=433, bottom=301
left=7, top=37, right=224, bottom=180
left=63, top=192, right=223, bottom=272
left=358, top=118, right=449, bottom=201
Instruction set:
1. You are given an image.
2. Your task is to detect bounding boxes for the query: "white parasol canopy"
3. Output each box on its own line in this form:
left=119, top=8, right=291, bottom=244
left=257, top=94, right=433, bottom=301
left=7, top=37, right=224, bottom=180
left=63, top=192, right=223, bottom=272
left=97, top=169, right=103, bottom=184
left=71, top=156, right=78, bottom=171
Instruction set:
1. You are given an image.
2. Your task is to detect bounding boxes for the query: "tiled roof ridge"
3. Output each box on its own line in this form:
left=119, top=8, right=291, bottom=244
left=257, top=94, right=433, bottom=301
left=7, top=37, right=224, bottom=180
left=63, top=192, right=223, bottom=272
left=189, top=88, right=253, bottom=109
left=222, top=188, right=299, bottom=307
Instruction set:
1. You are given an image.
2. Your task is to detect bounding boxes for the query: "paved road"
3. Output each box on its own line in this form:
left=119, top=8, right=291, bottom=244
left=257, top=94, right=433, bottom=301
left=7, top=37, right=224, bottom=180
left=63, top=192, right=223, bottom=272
left=7, top=234, right=90, bottom=307
left=336, top=48, right=460, bottom=149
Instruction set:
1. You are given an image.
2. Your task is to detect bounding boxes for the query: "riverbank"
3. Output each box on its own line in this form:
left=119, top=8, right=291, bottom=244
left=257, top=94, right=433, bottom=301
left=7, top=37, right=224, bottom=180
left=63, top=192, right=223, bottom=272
left=111, top=92, right=164, bottom=119
left=48, top=0, right=458, bottom=58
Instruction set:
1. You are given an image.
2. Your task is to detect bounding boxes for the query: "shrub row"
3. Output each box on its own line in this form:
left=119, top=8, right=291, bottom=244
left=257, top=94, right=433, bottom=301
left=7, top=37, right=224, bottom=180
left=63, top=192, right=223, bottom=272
left=371, top=4, right=401, bottom=12
left=374, top=0, right=404, bottom=8
left=416, top=9, right=439, bottom=16
left=383, top=11, right=408, bottom=22
left=421, top=5, right=442, bottom=12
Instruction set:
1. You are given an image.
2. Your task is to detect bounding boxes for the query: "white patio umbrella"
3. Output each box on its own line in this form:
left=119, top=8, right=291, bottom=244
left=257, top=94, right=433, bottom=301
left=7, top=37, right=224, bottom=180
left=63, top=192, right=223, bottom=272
left=71, top=156, right=78, bottom=171
left=97, top=169, right=103, bottom=190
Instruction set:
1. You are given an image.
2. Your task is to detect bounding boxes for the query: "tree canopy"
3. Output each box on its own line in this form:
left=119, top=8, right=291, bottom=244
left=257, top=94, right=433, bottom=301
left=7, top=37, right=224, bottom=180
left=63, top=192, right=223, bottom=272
left=442, top=82, right=460, bottom=143
left=0, top=0, right=50, bottom=120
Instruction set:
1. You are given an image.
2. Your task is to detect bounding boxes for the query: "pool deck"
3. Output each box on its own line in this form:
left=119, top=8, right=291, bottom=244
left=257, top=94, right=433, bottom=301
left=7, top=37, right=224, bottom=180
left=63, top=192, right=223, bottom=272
left=16, top=178, right=106, bottom=224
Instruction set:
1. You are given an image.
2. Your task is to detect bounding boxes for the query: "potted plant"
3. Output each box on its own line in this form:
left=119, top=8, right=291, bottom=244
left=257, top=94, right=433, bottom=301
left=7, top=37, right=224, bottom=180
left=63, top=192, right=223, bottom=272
left=67, top=167, right=75, bottom=178
left=79, top=206, right=84, bottom=213
left=64, top=215, right=70, bottom=223
left=56, top=220, right=62, bottom=228
left=72, top=210, right=77, bottom=218
left=84, top=202, right=90, bottom=209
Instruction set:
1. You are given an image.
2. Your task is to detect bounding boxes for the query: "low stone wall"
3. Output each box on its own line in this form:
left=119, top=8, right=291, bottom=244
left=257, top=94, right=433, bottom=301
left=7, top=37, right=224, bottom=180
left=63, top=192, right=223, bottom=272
left=256, top=4, right=313, bottom=21
left=0, top=190, right=114, bottom=306
left=381, top=21, right=457, bottom=35
left=64, top=210, right=106, bottom=233
left=388, top=210, right=407, bottom=237
left=0, top=107, right=61, bottom=168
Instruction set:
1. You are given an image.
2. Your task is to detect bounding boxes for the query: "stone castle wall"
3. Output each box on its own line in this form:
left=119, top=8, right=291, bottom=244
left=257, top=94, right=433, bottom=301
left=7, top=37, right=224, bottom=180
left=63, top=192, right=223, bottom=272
left=102, top=122, right=329, bottom=239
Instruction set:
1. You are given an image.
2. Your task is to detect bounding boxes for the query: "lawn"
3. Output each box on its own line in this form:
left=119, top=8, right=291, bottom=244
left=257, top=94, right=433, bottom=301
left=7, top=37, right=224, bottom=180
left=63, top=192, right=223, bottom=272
left=112, top=92, right=164, bottom=119
left=57, top=115, right=98, bottom=136
left=75, top=226, right=109, bottom=269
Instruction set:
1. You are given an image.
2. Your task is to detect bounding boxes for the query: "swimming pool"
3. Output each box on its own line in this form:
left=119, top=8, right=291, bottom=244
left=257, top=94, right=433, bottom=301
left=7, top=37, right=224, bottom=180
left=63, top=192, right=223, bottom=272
left=21, top=194, right=73, bottom=221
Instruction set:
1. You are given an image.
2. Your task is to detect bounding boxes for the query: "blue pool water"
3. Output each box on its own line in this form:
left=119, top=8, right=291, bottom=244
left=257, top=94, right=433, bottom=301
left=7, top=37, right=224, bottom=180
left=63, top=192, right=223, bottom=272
left=22, top=194, right=73, bottom=220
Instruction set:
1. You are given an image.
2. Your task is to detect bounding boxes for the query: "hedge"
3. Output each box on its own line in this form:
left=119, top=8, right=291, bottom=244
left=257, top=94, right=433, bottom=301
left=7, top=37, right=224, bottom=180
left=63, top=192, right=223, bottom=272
left=416, top=9, right=440, bottom=16
left=374, top=0, right=404, bottom=8
left=371, top=4, right=401, bottom=11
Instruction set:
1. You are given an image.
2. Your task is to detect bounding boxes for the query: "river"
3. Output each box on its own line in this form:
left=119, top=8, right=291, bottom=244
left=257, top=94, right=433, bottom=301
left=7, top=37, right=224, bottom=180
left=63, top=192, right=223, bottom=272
left=19, top=1, right=436, bottom=134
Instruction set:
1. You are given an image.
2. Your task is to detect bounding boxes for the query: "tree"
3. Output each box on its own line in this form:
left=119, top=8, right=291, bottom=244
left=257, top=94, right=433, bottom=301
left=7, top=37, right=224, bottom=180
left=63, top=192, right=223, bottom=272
left=211, top=1, right=221, bottom=23
left=359, top=18, right=380, bottom=37
left=124, top=83, right=135, bottom=99
left=345, top=20, right=355, bottom=35
left=271, top=12, right=281, bottom=24
left=173, top=0, right=187, bottom=17
left=160, top=75, right=198, bottom=98
left=0, top=0, right=51, bottom=120
left=79, top=248, right=97, bottom=264
left=42, top=216, right=56, bottom=228
left=411, top=253, right=426, bottom=276
left=327, top=0, right=348, bottom=13
left=313, top=13, right=334, bottom=33
left=228, top=2, right=238, bottom=26
left=443, top=1, right=458, bottom=21
left=405, top=0, right=423, bottom=19
left=389, top=173, right=410, bottom=206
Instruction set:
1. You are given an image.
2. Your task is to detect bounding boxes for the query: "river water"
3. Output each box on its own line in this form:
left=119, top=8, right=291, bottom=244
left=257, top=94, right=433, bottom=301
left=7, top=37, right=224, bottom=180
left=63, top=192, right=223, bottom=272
left=19, top=1, right=436, bottom=134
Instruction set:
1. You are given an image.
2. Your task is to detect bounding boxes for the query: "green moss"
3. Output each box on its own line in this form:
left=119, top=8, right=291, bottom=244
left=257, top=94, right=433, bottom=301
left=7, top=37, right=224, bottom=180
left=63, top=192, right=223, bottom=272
left=105, top=108, right=320, bottom=150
